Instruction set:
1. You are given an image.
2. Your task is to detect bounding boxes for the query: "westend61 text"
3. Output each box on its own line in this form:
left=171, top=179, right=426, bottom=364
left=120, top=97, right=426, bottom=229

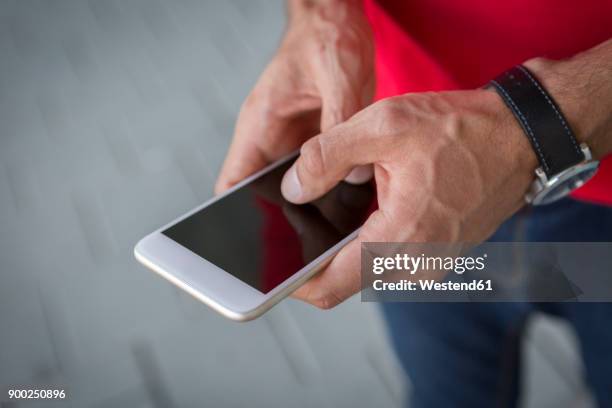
left=372, top=279, right=493, bottom=292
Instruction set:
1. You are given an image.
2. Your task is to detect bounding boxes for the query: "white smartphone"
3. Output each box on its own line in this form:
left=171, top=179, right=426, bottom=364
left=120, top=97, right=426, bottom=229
left=134, top=152, right=374, bottom=321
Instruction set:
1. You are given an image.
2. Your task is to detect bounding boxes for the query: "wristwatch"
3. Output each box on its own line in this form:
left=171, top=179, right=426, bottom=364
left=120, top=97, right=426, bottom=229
left=489, top=65, right=599, bottom=205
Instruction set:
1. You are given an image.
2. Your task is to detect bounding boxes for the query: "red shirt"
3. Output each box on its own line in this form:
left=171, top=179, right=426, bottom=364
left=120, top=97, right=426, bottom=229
left=365, top=0, right=612, bottom=205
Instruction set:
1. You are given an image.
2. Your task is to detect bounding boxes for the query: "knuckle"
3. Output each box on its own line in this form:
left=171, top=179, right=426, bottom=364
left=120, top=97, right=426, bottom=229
left=243, top=84, right=264, bottom=107
left=372, top=98, right=405, bottom=135
left=241, top=91, right=263, bottom=116
left=213, top=181, right=225, bottom=195
left=299, top=137, right=327, bottom=179
left=244, top=87, right=269, bottom=107
left=311, top=288, right=343, bottom=310
left=242, top=82, right=279, bottom=118
left=442, top=110, right=464, bottom=140
left=313, top=295, right=340, bottom=310
left=299, top=282, right=342, bottom=310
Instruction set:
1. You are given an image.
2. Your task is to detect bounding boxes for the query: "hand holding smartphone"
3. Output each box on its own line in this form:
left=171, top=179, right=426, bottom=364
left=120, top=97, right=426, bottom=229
left=135, top=153, right=374, bottom=321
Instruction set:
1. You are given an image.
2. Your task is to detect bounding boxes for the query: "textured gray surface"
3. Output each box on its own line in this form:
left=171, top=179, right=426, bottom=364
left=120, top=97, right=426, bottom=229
left=0, top=1, right=592, bottom=407
left=0, top=1, right=405, bottom=407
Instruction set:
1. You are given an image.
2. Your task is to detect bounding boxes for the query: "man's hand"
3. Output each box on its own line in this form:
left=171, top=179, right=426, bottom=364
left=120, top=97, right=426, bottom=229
left=215, top=0, right=374, bottom=194
left=281, top=38, right=612, bottom=309
left=280, top=89, right=539, bottom=308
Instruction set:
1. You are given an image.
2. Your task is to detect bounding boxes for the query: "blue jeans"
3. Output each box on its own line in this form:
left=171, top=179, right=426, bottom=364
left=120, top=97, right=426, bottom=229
left=382, top=198, right=612, bottom=407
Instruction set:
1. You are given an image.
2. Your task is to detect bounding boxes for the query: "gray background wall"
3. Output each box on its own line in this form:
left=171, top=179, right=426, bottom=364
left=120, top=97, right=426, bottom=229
left=0, top=1, right=595, bottom=407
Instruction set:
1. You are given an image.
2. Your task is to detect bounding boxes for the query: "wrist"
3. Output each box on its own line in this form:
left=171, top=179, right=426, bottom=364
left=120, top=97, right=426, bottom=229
left=523, top=44, right=612, bottom=160
left=483, top=89, right=538, bottom=206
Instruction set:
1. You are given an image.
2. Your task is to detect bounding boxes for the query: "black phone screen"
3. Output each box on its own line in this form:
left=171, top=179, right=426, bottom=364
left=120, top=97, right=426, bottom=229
left=162, top=157, right=375, bottom=294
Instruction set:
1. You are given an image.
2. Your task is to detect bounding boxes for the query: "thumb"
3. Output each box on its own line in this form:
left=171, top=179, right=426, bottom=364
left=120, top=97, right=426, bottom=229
left=281, top=126, right=379, bottom=204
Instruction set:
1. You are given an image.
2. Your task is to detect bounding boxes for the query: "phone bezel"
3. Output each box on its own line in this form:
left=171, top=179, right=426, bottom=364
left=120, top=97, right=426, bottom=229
left=134, top=151, right=360, bottom=321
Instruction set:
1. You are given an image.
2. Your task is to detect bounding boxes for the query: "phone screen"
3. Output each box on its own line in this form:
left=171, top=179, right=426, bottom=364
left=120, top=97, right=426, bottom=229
left=162, top=157, right=375, bottom=294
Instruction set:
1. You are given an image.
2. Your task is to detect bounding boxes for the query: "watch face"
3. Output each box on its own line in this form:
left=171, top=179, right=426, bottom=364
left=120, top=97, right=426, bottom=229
left=534, top=161, right=599, bottom=205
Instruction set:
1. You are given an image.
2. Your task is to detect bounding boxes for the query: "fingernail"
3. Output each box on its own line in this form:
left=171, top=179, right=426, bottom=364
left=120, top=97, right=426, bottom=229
left=281, top=165, right=303, bottom=203
left=344, top=165, right=373, bottom=184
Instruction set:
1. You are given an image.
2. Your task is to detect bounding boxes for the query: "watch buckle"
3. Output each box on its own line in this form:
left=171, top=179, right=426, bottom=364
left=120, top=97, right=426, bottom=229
left=525, top=143, right=598, bottom=205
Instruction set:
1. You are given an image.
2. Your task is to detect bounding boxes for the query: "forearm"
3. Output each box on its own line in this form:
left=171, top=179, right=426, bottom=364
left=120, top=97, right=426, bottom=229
left=525, top=39, right=612, bottom=160
left=287, top=0, right=363, bottom=23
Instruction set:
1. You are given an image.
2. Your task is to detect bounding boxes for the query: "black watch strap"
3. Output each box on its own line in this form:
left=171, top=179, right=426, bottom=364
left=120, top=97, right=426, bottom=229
left=490, top=65, right=584, bottom=177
